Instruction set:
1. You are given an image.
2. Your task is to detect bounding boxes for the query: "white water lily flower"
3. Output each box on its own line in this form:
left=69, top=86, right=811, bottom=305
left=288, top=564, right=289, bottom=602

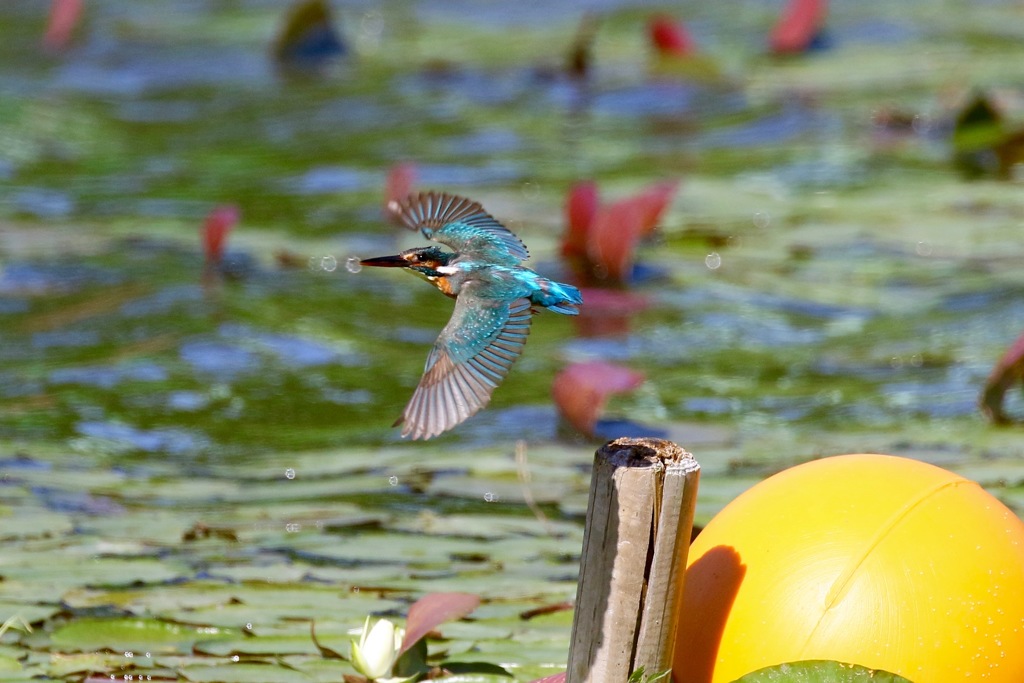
left=350, top=616, right=407, bottom=681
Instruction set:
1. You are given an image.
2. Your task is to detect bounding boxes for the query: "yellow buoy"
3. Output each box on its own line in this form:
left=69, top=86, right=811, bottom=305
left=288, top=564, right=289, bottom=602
left=674, top=454, right=1024, bottom=682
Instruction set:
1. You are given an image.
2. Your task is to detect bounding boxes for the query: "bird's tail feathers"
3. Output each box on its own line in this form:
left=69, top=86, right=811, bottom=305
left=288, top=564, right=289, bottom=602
left=531, top=279, right=583, bottom=316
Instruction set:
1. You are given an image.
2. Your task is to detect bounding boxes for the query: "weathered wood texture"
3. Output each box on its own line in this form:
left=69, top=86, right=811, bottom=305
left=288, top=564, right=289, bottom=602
left=566, top=437, right=700, bottom=683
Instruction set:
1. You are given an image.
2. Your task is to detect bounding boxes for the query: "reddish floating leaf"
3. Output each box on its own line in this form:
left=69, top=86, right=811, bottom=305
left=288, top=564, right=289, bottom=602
left=529, top=674, right=566, bottom=683
left=562, top=180, right=600, bottom=260
left=43, top=0, right=83, bottom=52
left=649, top=15, right=695, bottom=57
left=587, top=197, right=644, bottom=283
left=633, top=179, right=680, bottom=236
left=399, top=592, right=480, bottom=656
left=201, top=205, right=240, bottom=266
left=769, top=0, right=827, bottom=54
left=553, top=361, right=644, bottom=436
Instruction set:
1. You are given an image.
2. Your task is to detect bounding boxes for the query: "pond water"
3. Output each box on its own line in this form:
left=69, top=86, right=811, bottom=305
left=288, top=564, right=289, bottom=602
left=2, top=1, right=1024, bottom=680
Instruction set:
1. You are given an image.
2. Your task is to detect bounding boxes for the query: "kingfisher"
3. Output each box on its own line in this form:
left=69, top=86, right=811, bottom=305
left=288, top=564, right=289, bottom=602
left=360, top=191, right=584, bottom=440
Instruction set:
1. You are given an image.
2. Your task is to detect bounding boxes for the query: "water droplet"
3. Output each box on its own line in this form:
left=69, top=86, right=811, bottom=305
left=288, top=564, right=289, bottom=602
left=359, top=10, right=384, bottom=47
left=245, top=622, right=253, bottom=631
left=124, top=651, right=134, bottom=658
left=705, top=252, right=722, bottom=270
left=232, top=655, right=240, bottom=662
left=916, top=241, right=933, bottom=257
left=284, top=467, right=296, bottom=480
left=321, top=255, right=338, bottom=272
left=388, top=475, right=398, bottom=486
left=752, top=211, right=770, bottom=229
left=484, top=492, right=498, bottom=503
left=346, top=256, right=362, bottom=273
left=286, top=522, right=301, bottom=533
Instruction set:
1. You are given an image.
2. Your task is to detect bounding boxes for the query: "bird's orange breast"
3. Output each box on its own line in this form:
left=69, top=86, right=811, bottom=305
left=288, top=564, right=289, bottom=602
left=432, top=276, right=457, bottom=298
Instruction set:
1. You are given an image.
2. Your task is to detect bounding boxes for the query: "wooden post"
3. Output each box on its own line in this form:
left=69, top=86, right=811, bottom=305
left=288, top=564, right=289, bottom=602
left=566, top=437, right=700, bottom=683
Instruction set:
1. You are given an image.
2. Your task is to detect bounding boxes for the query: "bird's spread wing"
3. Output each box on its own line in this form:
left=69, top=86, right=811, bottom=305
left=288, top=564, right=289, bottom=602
left=396, top=291, right=533, bottom=439
left=389, top=191, right=529, bottom=266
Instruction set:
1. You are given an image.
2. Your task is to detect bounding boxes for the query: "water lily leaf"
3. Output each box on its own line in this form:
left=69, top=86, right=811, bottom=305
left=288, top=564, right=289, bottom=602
left=0, top=554, right=184, bottom=594
left=207, top=448, right=413, bottom=480
left=0, top=656, right=20, bottom=673
left=430, top=671, right=514, bottom=682
left=181, top=662, right=314, bottom=683
left=0, top=509, right=73, bottom=540
left=394, top=637, right=429, bottom=678
left=289, top=530, right=490, bottom=566
left=951, top=462, right=1024, bottom=488
left=47, top=651, right=155, bottom=677
left=50, top=618, right=239, bottom=654
left=393, top=514, right=579, bottom=541
left=424, top=476, right=569, bottom=505
left=433, top=622, right=513, bottom=641
left=442, top=639, right=568, bottom=671
left=277, top=655, right=352, bottom=683
left=434, top=661, right=514, bottom=680
left=220, top=475, right=394, bottom=505
left=63, top=581, right=403, bottom=627
left=731, top=660, right=913, bottom=682
left=195, top=633, right=323, bottom=657
left=0, top=601, right=59, bottom=625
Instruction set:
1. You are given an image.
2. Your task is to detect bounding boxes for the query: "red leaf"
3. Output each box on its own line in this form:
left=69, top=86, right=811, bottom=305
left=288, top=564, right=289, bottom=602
left=633, top=179, right=680, bottom=236
left=552, top=361, right=644, bottom=436
left=529, top=674, right=566, bottom=683
left=649, top=15, right=695, bottom=57
left=43, top=0, right=83, bottom=52
left=201, top=205, right=240, bottom=265
left=587, top=197, right=644, bottom=283
left=770, top=0, right=827, bottom=54
left=562, top=181, right=600, bottom=260
left=399, top=592, right=480, bottom=656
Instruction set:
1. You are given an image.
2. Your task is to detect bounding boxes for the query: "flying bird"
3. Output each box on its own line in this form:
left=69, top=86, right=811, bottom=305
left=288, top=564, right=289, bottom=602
left=361, top=192, right=583, bottom=440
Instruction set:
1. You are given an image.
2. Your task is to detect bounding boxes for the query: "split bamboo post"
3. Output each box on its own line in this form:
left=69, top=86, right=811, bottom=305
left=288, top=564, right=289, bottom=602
left=566, top=437, right=700, bottom=683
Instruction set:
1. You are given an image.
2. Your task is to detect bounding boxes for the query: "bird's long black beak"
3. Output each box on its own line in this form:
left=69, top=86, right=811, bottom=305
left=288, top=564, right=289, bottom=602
left=359, top=254, right=408, bottom=268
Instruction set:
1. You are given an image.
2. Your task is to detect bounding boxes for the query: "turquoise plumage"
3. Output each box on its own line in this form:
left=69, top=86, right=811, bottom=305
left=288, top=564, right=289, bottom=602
left=362, top=192, right=583, bottom=439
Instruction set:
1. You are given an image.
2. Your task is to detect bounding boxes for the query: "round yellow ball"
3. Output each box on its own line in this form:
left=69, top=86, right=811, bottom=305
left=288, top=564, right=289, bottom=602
left=673, top=454, right=1024, bottom=683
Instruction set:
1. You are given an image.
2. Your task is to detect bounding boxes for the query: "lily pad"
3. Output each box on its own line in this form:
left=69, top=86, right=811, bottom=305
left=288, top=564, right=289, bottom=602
left=50, top=618, right=239, bottom=654
left=731, top=660, right=913, bottom=682
left=0, top=656, right=20, bottom=673
left=181, top=662, right=315, bottom=683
